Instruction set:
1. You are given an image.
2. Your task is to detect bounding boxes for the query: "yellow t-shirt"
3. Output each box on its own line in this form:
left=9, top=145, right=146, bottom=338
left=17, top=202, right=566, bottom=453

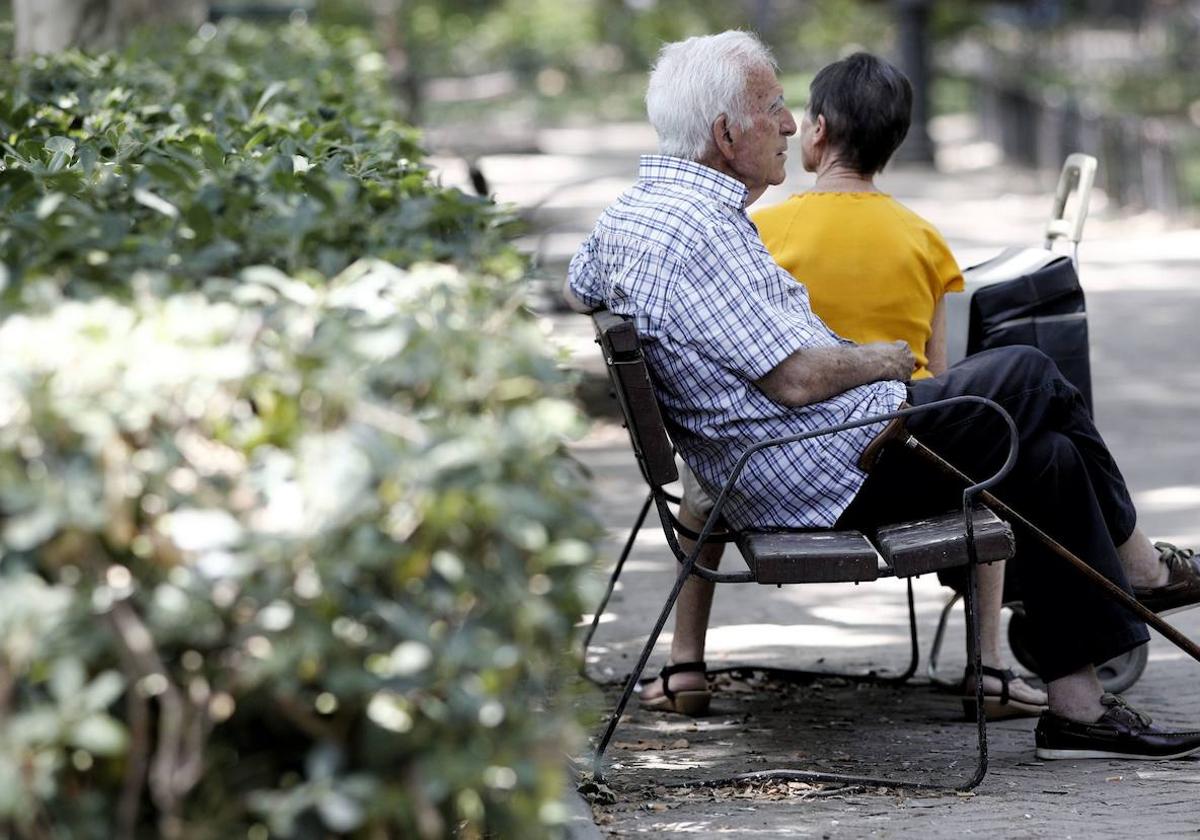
left=752, top=192, right=963, bottom=380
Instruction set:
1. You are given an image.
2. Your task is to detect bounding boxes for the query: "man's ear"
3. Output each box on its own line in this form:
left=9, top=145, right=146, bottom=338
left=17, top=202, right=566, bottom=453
left=711, top=113, right=736, bottom=161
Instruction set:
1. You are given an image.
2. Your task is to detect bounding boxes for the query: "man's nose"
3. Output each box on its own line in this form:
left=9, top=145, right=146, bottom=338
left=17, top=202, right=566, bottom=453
left=782, top=108, right=798, bottom=136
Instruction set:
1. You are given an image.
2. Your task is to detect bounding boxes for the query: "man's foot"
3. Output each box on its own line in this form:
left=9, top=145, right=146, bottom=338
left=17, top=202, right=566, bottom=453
left=963, top=664, right=1048, bottom=721
left=1133, top=542, right=1200, bottom=615
left=1035, top=694, right=1200, bottom=760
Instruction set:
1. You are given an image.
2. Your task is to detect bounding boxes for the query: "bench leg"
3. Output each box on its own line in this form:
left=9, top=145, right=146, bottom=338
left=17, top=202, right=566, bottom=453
left=963, top=557, right=990, bottom=789
left=893, top=578, right=921, bottom=683
left=580, top=490, right=654, bottom=680
left=709, top=579, right=922, bottom=687
left=592, top=559, right=991, bottom=791
left=591, top=530, right=705, bottom=775
left=927, top=592, right=963, bottom=686
left=721, top=561, right=988, bottom=791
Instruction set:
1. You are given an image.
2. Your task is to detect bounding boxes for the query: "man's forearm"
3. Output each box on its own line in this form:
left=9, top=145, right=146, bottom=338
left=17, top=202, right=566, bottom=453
left=562, top=278, right=598, bottom=313
left=756, top=341, right=913, bottom=407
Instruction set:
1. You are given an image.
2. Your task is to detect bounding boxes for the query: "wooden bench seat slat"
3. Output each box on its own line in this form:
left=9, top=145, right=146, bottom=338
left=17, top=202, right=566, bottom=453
left=738, top=530, right=880, bottom=584
left=875, top=508, right=1015, bottom=578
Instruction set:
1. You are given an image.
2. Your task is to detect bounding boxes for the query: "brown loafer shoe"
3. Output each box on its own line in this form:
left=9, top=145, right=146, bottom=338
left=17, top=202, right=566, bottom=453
left=1036, top=694, right=1200, bottom=760
left=1133, top=542, right=1200, bottom=616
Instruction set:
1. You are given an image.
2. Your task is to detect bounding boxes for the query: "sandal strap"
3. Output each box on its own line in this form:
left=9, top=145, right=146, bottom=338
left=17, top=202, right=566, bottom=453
left=659, top=661, right=707, bottom=703
left=964, top=664, right=1018, bottom=705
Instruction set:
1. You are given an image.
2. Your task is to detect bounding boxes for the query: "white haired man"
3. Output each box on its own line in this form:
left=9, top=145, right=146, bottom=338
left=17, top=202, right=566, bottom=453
left=566, top=30, right=1200, bottom=760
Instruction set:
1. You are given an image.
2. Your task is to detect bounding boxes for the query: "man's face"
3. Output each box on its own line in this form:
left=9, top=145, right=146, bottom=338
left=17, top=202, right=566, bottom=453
left=726, top=65, right=797, bottom=194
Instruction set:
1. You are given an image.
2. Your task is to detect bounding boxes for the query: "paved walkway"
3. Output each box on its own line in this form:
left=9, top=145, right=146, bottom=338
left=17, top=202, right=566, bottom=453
left=435, top=117, right=1200, bottom=837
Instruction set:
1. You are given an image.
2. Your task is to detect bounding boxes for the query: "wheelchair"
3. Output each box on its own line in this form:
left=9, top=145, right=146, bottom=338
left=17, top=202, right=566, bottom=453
left=931, top=153, right=1146, bottom=696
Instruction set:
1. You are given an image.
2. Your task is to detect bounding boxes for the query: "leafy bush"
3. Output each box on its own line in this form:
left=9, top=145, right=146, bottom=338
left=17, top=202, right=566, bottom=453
left=0, top=20, right=597, bottom=840
left=0, top=21, right=519, bottom=298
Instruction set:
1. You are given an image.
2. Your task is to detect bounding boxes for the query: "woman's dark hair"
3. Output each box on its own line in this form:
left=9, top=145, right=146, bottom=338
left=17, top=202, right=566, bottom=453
left=807, top=52, right=913, bottom=175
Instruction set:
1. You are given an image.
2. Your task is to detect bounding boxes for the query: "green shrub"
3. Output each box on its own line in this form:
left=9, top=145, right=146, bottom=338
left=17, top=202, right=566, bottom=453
left=0, top=21, right=520, bottom=298
left=0, top=20, right=597, bottom=840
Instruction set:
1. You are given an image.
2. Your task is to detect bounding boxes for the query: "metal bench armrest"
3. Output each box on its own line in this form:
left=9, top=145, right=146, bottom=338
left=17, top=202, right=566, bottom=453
left=686, top=396, right=1019, bottom=581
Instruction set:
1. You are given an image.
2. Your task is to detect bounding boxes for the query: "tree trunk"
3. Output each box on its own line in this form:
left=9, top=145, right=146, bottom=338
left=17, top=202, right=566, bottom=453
left=13, top=0, right=207, bottom=58
left=372, top=0, right=424, bottom=122
left=891, top=0, right=936, bottom=164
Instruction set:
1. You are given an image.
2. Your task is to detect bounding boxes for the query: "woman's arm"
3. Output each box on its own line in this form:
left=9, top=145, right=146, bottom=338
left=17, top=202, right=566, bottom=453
left=925, top=296, right=949, bottom=377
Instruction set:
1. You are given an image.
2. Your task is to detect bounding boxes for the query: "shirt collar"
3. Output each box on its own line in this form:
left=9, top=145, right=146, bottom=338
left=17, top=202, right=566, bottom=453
left=637, top=155, right=749, bottom=210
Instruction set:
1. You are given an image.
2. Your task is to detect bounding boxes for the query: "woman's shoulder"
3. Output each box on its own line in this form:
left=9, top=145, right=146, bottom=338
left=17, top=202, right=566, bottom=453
left=878, top=195, right=940, bottom=231
left=875, top=196, right=953, bottom=243
left=754, top=191, right=887, bottom=229
left=749, top=194, right=804, bottom=227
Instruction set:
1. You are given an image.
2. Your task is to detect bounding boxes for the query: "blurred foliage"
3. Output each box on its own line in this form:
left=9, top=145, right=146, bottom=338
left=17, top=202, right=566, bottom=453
left=0, top=18, right=598, bottom=840
left=316, top=0, right=895, bottom=76
left=315, top=0, right=898, bottom=121
left=317, top=0, right=908, bottom=136
left=956, top=0, right=1200, bottom=206
left=971, top=0, right=1200, bottom=117
left=0, top=21, right=520, bottom=297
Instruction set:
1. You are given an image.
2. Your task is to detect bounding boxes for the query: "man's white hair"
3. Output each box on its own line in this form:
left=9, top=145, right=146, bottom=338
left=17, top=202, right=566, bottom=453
left=645, top=31, right=778, bottom=162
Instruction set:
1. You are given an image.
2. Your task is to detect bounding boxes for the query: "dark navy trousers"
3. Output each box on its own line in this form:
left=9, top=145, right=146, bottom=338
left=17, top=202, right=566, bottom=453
left=837, top=346, right=1148, bottom=680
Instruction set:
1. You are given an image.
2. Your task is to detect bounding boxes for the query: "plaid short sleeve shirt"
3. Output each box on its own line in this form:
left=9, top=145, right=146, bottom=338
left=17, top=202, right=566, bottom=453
left=570, top=156, right=906, bottom=529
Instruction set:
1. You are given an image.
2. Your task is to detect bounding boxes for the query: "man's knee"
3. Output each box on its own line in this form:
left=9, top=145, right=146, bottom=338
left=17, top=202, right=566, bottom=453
left=920, top=345, right=1063, bottom=413
left=1021, top=430, right=1082, bottom=486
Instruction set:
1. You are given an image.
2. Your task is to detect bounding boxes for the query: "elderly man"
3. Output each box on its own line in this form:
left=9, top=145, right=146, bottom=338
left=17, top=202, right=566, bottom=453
left=566, top=30, right=1200, bottom=760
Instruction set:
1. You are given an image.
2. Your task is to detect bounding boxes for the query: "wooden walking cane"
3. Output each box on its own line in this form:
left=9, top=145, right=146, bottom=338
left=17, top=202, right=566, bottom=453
left=903, top=434, right=1200, bottom=665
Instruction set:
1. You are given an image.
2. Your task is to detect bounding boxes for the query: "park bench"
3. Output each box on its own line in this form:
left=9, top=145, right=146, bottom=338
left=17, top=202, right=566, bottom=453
left=583, top=309, right=1022, bottom=792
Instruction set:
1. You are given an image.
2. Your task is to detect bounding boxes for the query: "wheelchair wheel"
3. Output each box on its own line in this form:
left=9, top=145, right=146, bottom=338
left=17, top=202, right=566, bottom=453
left=1007, top=604, right=1149, bottom=694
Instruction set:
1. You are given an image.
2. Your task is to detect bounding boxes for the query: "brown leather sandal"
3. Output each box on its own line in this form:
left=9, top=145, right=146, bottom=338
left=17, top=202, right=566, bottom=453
left=638, top=661, right=711, bottom=717
left=962, top=664, right=1047, bottom=722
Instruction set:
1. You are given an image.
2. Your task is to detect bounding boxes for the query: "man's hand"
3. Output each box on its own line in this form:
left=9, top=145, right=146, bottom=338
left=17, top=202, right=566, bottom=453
left=755, top=340, right=914, bottom=408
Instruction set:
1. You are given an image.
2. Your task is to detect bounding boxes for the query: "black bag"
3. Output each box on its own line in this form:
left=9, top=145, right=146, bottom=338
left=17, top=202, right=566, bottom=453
left=965, top=248, right=1093, bottom=413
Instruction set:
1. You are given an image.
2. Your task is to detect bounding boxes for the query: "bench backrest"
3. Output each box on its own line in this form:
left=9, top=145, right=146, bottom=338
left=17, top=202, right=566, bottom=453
left=592, top=310, right=679, bottom=488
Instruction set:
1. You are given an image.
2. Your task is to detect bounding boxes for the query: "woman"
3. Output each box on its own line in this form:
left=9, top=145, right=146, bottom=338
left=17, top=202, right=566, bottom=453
left=752, top=52, right=1047, bottom=719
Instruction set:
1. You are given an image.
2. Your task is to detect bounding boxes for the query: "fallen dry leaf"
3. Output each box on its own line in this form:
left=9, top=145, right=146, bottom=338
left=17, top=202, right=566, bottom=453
left=612, top=740, right=670, bottom=752
left=577, top=778, right=617, bottom=805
